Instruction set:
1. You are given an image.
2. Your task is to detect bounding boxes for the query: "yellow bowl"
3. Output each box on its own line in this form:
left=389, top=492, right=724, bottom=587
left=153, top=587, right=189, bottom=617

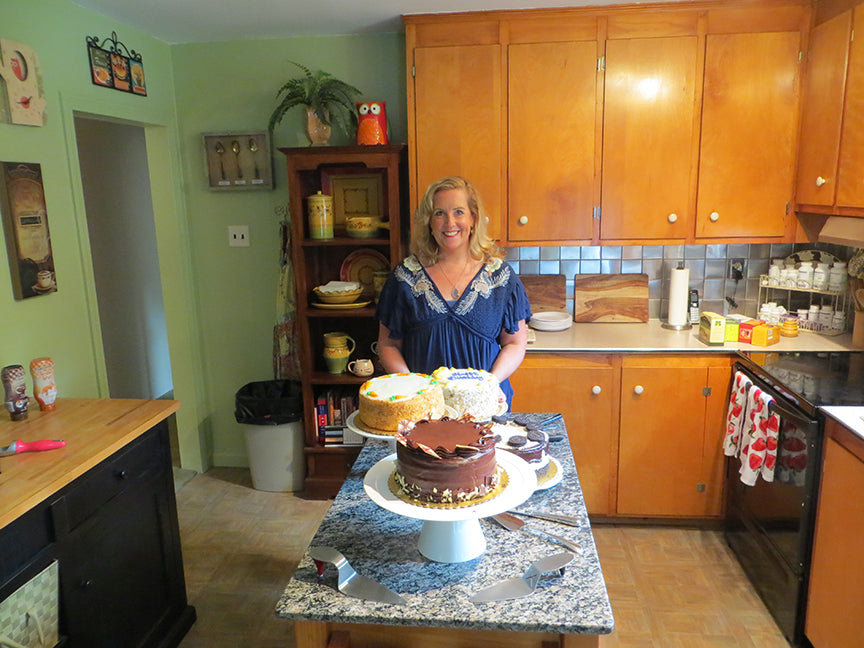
left=345, top=215, right=381, bottom=238
left=313, top=287, right=363, bottom=304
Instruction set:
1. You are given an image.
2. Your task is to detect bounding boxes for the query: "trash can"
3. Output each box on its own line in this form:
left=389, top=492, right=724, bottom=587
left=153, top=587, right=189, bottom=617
left=234, top=380, right=304, bottom=492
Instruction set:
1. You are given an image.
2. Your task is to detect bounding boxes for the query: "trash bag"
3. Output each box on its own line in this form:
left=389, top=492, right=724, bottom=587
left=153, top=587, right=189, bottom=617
left=234, top=380, right=303, bottom=425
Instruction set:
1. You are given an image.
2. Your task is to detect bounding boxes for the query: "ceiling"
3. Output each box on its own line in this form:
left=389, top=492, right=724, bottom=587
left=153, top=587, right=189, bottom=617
left=69, top=0, right=670, bottom=44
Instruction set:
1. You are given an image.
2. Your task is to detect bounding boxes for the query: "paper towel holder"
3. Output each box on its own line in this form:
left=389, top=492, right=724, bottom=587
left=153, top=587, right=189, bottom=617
left=662, top=261, right=693, bottom=331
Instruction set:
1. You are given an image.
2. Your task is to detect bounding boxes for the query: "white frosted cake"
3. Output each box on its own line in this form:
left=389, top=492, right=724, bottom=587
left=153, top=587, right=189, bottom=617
left=432, top=367, right=502, bottom=421
left=491, top=417, right=550, bottom=474
left=357, top=373, right=446, bottom=432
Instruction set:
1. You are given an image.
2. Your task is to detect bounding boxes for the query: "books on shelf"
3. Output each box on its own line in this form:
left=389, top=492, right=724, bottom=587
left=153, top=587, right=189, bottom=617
left=315, top=386, right=365, bottom=446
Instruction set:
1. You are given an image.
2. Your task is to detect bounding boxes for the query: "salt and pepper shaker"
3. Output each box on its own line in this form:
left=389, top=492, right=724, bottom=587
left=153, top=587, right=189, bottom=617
left=1, top=364, right=29, bottom=421
left=30, top=357, right=57, bottom=411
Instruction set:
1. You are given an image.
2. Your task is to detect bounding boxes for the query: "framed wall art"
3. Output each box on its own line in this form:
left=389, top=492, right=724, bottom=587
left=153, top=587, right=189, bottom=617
left=85, top=31, right=146, bottom=96
left=0, top=162, right=57, bottom=299
left=203, top=131, right=273, bottom=191
left=321, top=167, right=385, bottom=226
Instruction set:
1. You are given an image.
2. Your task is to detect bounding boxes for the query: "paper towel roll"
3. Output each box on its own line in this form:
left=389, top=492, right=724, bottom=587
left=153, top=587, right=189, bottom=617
left=668, top=265, right=690, bottom=326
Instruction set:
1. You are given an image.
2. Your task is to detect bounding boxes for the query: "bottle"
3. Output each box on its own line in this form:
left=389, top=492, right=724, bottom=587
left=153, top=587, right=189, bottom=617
left=829, top=261, right=847, bottom=292
left=813, top=263, right=829, bottom=291
left=819, top=305, right=834, bottom=327
left=832, top=310, right=846, bottom=332
left=1, top=364, right=28, bottom=421
left=29, top=357, right=57, bottom=411
left=797, top=261, right=814, bottom=289
left=768, top=259, right=782, bottom=286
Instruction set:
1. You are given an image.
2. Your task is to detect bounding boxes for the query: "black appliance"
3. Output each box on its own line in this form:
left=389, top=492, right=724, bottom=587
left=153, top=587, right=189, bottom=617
left=725, top=351, right=864, bottom=647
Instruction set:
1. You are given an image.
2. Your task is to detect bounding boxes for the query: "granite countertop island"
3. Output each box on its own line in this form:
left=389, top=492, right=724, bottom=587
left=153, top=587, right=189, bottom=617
left=277, top=413, right=614, bottom=648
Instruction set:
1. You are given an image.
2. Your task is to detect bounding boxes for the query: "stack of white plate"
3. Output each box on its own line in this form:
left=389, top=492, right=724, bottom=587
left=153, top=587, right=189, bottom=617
left=528, top=311, right=572, bottom=332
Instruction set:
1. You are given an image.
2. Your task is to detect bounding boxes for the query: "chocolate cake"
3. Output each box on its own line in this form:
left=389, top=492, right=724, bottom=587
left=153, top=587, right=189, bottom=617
left=394, top=418, right=499, bottom=504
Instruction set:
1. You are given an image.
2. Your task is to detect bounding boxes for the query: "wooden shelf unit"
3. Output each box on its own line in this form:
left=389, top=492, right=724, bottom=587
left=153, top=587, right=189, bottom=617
left=279, top=145, right=408, bottom=499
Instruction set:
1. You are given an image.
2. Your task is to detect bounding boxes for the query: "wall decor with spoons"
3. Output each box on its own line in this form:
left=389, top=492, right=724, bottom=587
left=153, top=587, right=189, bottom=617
left=202, top=131, right=273, bottom=191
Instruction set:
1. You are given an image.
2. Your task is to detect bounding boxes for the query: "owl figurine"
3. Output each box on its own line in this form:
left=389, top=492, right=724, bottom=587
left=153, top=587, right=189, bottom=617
left=356, top=101, right=388, bottom=145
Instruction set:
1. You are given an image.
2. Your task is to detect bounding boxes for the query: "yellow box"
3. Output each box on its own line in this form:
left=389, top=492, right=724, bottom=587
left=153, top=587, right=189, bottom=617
left=738, top=319, right=764, bottom=344
left=699, top=311, right=726, bottom=345
left=724, top=319, right=740, bottom=342
left=751, top=323, right=780, bottom=346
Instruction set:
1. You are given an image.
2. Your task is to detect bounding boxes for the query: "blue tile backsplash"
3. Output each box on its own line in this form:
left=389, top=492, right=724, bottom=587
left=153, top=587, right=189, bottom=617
left=506, top=242, right=858, bottom=321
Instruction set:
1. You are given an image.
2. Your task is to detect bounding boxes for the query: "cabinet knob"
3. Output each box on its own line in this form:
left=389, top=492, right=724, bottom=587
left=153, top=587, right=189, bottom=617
left=591, top=385, right=602, bottom=395
left=667, top=213, right=678, bottom=223
left=484, top=216, right=489, bottom=224
left=115, top=469, right=128, bottom=480
left=634, top=385, right=644, bottom=395
left=79, top=578, right=94, bottom=589
left=518, top=216, right=528, bottom=225
left=709, top=211, right=720, bottom=222
left=816, top=176, right=827, bottom=187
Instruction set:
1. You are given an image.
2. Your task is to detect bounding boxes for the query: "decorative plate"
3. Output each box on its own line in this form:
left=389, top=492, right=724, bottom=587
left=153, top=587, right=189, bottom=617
left=340, top=249, right=389, bottom=298
left=782, top=249, right=840, bottom=267
left=311, top=300, right=372, bottom=310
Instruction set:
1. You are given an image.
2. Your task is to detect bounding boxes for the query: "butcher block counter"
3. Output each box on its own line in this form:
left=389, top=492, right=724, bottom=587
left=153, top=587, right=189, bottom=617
left=276, top=413, right=613, bottom=648
left=0, top=398, right=195, bottom=648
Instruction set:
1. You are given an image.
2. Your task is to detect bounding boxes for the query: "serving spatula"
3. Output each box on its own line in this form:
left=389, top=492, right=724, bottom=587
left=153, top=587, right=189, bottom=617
left=492, top=512, right=582, bottom=554
left=309, top=546, right=406, bottom=605
left=470, top=552, right=574, bottom=603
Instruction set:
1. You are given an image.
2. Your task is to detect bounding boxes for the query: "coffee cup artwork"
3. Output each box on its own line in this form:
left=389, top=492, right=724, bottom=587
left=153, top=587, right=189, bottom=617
left=348, top=359, right=374, bottom=377
left=323, top=332, right=355, bottom=374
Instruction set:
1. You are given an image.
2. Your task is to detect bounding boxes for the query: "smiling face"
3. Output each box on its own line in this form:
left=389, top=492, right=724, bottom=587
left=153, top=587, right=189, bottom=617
left=430, top=188, right=475, bottom=255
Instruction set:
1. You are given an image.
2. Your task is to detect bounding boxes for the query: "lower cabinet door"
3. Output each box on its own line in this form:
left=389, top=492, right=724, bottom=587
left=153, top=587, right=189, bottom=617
left=60, top=470, right=184, bottom=648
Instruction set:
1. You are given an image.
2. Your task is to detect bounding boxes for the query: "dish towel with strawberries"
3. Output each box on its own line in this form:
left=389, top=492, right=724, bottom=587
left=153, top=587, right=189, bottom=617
left=724, top=371, right=752, bottom=457
left=738, top=385, right=781, bottom=486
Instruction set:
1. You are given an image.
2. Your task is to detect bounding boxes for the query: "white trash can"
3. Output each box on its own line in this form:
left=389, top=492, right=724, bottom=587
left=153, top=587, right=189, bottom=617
left=242, top=421, right=305, bottom=492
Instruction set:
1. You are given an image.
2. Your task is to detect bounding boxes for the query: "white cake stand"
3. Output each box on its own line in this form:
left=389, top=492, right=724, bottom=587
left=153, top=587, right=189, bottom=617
left=346, top=408, right=457, bottom=451
left=363, top=452, right=537, bottom=563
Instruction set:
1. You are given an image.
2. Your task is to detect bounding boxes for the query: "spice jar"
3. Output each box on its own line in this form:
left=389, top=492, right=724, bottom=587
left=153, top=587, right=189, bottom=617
left=829, top=262, right=847, bottom=292
left=797, top=261, right=814, bottom=290
left=813, top=263, right=829, bottom=291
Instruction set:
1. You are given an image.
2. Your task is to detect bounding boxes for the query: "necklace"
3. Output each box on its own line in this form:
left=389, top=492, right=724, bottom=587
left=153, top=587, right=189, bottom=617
left=438, top=258, right=472, bottom=299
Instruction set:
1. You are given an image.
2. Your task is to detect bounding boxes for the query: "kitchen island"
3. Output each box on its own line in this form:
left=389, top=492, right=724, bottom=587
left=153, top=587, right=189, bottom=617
left=276, top=413, right=613, bottom=648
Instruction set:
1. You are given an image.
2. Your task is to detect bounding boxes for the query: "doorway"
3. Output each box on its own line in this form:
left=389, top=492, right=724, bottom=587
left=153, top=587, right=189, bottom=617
left=74, top=115, right=173, bottom=401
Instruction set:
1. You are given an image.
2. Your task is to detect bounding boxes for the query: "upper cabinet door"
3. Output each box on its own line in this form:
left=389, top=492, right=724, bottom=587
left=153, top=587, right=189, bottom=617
left=837, top=8, right=864, bottom=208
left=696, top=31, right=801, bottom=239
left=413, top=45, right=503, bottom=239
left=508, top=40, right=598, bottom=242
left=796, top=11, right=852, bottom=207
left=600, top=36, right=699, bottom=241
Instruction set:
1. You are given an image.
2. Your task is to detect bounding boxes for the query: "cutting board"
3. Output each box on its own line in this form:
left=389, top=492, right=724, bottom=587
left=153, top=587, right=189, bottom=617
left=572, top=274, right=649, bottom=322
left=519, top=274, right=567, bottom=312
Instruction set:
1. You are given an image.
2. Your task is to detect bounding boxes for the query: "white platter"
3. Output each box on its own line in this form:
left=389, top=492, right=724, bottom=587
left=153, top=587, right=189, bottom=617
left=529, top=311, right=572, bottom=332
left=346, top=408, right=458, bottom=442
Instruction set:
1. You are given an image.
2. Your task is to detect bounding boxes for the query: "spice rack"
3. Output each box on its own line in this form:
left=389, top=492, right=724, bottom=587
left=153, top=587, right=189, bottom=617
left=757, top=277, right=848, bottom=335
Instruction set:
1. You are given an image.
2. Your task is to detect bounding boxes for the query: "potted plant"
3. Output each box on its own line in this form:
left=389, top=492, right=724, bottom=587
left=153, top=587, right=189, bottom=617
left=268, top=61, right=362, bottom=146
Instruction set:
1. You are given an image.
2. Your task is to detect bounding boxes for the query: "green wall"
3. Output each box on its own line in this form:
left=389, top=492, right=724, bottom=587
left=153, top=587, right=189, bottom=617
left=172, top=34, right=407, bottom=465
left=1, top=0, right=408, bottom=471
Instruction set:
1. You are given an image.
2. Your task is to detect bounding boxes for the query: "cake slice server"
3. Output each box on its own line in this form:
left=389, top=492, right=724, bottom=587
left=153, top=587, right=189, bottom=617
left=492, top=512, right=582, bottom=555
left=507, top=510, right=582, bottom=528
left=308, top=546, right=406, bottom=605
left=0, top=439, right=66, bottom=456
left=469, top=551, right=573, bottom=603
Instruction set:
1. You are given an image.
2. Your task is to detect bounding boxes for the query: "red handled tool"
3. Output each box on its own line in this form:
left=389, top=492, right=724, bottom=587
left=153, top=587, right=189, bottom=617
left=0, top=439, right=66, bottom=456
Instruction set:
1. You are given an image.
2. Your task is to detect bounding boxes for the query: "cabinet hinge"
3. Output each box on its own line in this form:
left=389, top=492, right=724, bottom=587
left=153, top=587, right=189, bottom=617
left=597, top=56, right=605, bottom=72
left=702, top=386, right=712, bottom=397
left=593, top=205, right=601, bottom=220
left=786, top=201, right=790, bottom=215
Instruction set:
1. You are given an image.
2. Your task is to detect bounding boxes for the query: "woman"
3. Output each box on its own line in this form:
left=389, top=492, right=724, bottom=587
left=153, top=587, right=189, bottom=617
left=375, top=176, right=531, bottom=407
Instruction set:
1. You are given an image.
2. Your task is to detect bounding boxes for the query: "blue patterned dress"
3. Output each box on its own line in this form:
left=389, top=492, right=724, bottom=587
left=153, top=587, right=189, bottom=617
left=375, top=255, right=532, bottom=405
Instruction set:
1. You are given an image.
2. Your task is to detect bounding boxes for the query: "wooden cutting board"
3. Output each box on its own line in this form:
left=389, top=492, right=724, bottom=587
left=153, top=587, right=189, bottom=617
left=519, top=274, right=567, bottom=312
left=572, top=274, right=649, bottom=322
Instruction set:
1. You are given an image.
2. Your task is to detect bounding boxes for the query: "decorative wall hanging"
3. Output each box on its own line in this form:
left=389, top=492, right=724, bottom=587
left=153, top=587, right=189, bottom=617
left=321, top=167, right=385, bottom=226
left=0, top=39, right=47, bottom=126
left=203, top=131, right=274, bottom=190
left=0, top=162, right=57, bottom=299
left=86, top=31, right=146, bottom=96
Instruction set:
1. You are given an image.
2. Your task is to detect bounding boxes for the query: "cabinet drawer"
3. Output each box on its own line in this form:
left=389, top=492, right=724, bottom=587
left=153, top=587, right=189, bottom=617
left=61, top=427, right=164, bottom=532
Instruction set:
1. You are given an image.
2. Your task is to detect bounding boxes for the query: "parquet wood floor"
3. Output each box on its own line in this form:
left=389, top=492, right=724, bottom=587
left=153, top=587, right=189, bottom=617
left=175, top=469, right=789, bottom=648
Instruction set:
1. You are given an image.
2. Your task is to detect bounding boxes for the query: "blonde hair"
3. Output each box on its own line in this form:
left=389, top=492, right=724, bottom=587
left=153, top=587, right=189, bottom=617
left=410, top=176, right=502, bottom=266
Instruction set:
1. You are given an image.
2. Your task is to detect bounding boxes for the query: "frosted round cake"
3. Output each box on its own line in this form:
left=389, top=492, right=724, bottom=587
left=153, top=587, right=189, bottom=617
left=394, top=418, right=499, bottom=504
left=357, top=372, right=446, bottom=432
left=492, top=416, right=550, bottom=475
left=431, top=367, right=502, bottom=421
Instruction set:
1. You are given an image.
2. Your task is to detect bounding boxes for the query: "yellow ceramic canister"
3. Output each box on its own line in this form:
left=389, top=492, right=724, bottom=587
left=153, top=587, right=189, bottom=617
left=307, top=191, right=334, bottom=240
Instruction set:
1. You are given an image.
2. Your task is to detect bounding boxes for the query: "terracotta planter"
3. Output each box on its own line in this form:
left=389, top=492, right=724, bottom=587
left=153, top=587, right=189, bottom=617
left=305, top=107, right=331, bottom=146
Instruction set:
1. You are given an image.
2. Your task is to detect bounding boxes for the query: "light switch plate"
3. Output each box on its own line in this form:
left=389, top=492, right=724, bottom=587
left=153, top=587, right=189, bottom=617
left=228, top=225, right=249, bottom=247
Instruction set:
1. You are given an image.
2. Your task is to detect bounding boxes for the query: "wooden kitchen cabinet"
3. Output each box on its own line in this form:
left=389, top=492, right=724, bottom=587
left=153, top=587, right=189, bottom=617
left=410, top=41, right=503, bottom=239
left=511, top=353, right=730, bottom=518
left=507, top=23, right=599, bottom=243
left=695, top=30, right=801, bottom=239
left=617, top=355, right=731, bottom=517
left=510, top=353, right=618, bottom=515
left=805, top=418, right=864, bottom=648
left=836, top=7, right=864, bottom=208
left=600, top=33, right=699, bottom=242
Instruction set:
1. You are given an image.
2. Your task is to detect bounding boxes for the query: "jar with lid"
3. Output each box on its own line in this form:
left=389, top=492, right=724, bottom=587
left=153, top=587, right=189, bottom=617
left=782, top=267, right=797, bottom=288
left=307, top=191, right=334, bottom=240
left=831, top=310, right=846, bottom=331
left=812, top=262, right=830, bottom=291
left=768, top=259, right=783, bottom=286
left=829, top=262, right=847, bottom=292
left=797, top=261, right=814, bottom=290
left=819, top=305, right=834, bottom=326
